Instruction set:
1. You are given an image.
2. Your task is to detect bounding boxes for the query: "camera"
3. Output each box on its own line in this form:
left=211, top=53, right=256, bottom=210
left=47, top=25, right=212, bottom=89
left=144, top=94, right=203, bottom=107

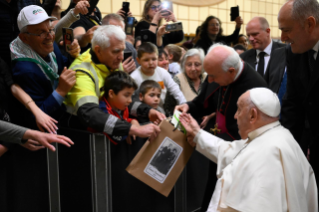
left=165, top=22, right=183, bottom=32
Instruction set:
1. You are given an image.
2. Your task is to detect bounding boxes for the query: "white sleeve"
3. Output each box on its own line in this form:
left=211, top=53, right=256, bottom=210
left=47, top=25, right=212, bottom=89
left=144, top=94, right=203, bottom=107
left=130, top=68, right=142, bottom=88
left=194, top=129, right=225, bottom=163
left=162, top=69, right=186, bottom=104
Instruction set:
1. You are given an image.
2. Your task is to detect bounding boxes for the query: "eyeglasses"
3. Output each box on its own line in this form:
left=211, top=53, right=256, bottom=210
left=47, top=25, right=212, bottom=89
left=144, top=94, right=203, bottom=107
left=150, top=5, right=161, bottom=10
left=24, top=29, right=55, bottom=39
left=209, top=23, right=220, bottom=27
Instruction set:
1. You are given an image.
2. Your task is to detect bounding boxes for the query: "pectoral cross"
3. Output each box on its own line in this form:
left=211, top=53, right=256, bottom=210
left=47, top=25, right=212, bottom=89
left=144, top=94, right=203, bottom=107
left=210, top=123, right=221, bottom=135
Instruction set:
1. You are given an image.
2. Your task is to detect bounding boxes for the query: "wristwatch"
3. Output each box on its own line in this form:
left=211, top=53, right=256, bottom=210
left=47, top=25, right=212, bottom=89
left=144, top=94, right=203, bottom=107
left=150, top=23, right=158, bottom=27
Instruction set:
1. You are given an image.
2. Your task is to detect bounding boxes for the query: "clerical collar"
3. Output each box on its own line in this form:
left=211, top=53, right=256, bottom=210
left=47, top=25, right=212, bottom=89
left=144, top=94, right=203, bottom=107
left=233, top=60, right=243, bottom=81
left=311, top=40, right=319, bottom=60
left=247, top=121, right=280, bottom=142
left=256, top=39, right=273, bottom=57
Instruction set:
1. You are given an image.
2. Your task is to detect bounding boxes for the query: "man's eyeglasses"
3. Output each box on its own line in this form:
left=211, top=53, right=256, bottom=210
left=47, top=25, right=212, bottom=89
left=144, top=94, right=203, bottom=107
left=24, top=29, right=55, bottom=39
left=150, top=5, right=161, bottom=10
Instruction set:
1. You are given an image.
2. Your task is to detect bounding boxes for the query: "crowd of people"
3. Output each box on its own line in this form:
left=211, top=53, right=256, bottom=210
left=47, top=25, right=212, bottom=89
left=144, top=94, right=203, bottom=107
left=0, top=0, right=318, bottom=211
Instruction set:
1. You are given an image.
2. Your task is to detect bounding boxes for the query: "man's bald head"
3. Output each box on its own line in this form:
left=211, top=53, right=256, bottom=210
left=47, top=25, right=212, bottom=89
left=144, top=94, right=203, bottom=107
left=203, top=43, right=241, bottom=86
left=278, top=0, right=319, bottom=53
left=246, top=17, right=271, bottom=51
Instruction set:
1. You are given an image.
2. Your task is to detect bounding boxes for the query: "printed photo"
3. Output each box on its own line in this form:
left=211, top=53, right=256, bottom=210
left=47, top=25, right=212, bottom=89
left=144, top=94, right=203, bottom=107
left=144, top=137, right=183, bottom=183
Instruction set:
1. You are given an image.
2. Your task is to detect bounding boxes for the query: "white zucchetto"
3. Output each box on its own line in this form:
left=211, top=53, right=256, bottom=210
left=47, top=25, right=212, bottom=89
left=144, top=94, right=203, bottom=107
left=250, top=88, right=280, bottom=117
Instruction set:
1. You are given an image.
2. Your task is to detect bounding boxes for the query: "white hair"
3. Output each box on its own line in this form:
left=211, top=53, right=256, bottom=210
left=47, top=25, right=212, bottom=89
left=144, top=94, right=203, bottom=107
left=91, top=25, right=126, bottom=51
left=180, top=48, right=205, bottom=74
left=207, top=43, right=241, bottom=72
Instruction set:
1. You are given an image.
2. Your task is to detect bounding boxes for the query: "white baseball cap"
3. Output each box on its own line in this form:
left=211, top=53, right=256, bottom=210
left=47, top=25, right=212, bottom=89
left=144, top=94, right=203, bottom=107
left=17, top=5, right=57, bottom=31
left=250, top=88, right=281, bottom=117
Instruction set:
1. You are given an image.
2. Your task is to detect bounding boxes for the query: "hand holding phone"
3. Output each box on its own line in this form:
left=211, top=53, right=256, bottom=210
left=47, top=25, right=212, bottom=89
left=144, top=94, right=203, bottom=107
left=62, top=28, right=74, bottom=52
left=230, top=6, right=239, bottom=21
left=122, top=2, right=130, bottom=17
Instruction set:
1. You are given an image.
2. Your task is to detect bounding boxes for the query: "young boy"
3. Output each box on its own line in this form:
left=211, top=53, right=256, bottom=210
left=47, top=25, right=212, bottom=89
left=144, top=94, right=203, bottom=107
left=98, top=71, right=139, bottom=145
left=164, top=44, right=184, bottom=78
left=139, top=80, right=165, bottom=114
left=131, top=42, right=186, bottom=108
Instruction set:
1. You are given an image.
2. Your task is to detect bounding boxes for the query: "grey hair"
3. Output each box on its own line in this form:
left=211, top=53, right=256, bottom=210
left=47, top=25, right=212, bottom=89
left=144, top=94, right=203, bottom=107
left=291, top=0, right=319, bottom=26
left=207, top=43, right=241, bottom=72
left=102, top=13, right=124, bottom=25
left=91, top=25, right=126, bottom=51
left=180, top=48, right=205, bottom=74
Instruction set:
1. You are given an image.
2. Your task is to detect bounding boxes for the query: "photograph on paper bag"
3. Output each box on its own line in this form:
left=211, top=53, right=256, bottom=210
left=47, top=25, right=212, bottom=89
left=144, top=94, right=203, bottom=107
left=144, top=137, right=183, bottom=183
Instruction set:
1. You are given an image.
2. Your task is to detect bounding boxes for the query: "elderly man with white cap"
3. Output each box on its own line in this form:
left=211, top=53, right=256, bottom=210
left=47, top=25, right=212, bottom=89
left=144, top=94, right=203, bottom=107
left=180, top=88, right=317, bottom=212
left=10, top=5, right=80, bottom=129
left=5, top=5, right=79, bottom=212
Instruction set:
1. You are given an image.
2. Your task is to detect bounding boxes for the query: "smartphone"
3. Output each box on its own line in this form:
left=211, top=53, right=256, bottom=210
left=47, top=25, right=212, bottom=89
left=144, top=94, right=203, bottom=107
left=87, top=0, right=99, bottom=15
left=62, top=28, right=74, bottom=51
left=123, top=51, right=132, bottom=62
left=161, top=1, right=173, bottom=16
left=125, top=16, right=135, bottom=35
left=230, top=6, right=239, bottom=21
left=165, top=22, right=183, bottom=32
left=122, top=2, right=130, bottom=17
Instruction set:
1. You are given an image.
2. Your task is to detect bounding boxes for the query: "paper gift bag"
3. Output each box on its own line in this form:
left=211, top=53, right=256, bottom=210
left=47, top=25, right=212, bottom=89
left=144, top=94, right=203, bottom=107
left=126, top=119, right=194, bottom=197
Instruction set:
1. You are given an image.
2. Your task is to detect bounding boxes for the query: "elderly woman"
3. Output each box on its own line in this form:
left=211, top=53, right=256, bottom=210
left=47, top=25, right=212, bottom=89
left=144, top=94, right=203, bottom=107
left=164, top=48, right=206, bottom=115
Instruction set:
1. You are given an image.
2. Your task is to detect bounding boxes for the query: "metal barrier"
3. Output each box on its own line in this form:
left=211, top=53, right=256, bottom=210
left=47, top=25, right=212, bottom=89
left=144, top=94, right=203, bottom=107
left=45, top=128, right=208, bottom=212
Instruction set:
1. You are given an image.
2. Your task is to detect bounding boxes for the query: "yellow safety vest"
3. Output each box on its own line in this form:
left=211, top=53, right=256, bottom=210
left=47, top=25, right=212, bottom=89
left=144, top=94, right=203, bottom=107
left=64, top=49, right=118, bottom=115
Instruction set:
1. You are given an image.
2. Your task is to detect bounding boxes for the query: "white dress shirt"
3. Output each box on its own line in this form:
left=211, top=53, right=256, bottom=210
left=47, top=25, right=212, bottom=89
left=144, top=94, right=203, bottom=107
left=256, top=40, right=273, bottom=74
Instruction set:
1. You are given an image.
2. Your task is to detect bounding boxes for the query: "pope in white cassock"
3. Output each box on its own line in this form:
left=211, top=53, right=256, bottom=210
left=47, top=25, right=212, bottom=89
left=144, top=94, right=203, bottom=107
left=180, top=88, right=318, bottom=212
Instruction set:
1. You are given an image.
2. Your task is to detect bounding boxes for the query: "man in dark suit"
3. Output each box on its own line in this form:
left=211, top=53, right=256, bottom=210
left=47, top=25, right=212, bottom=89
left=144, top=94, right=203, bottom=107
left=264, top=46, right=287, bottom=94
left=240, top=17, right=286, bottom=78
left=278, top=0, right=319, bottom=188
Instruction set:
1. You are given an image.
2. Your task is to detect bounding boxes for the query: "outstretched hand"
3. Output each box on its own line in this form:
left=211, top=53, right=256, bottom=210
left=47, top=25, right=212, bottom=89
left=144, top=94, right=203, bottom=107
left=179, top=113, right=200, bottom=147
left=22, top=130, right=74, bottom=152
left=35, top=109, right=58, bottom=134
left=148, top=109, right=166, bottom=124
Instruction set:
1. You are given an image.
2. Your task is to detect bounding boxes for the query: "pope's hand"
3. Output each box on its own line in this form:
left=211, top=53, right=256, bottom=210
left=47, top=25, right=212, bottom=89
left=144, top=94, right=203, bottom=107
left=179, top=113, right=200, bottom=147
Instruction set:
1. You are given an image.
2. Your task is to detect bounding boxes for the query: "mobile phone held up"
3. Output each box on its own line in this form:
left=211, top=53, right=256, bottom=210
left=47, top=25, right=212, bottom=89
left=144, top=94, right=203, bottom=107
left=123, top=51, right=132, bottom=62
left=122, top=2, right=130, bottom=17
left=125, top=16, right=135, bottom=35
left=165, top=22, right=183, bottom=32
left=161, top=1, right=173, bottom=16
left=62, top=28, right=74, bottom=52
left=230, top=6, right=239, bottom=21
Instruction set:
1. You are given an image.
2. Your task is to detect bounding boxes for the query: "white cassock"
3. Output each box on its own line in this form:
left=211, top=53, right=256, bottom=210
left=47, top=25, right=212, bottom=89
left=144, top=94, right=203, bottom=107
left=194, top=121, right=318, bottom=212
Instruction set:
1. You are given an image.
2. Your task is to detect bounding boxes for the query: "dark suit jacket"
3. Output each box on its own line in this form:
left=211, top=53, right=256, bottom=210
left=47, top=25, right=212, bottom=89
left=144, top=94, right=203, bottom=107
left=264, top=46, right=287, bottom=93
left=187, top=62, right=267, bottom=141
left=281, top=45, right=319, bottom=166
left=240, top=41, right=286, bottom=77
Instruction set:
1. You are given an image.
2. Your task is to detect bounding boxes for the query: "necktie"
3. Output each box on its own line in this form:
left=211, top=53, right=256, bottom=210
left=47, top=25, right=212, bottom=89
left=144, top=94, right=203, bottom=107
left=278, top=71, right=287, bottom=105
left=257, top=52, right=266, bottom=77
left=308, top=49, right=316, bottom=73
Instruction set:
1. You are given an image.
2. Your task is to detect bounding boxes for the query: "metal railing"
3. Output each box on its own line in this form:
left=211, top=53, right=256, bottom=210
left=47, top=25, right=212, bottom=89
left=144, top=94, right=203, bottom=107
left=46, top=128, right=208, bottom=212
